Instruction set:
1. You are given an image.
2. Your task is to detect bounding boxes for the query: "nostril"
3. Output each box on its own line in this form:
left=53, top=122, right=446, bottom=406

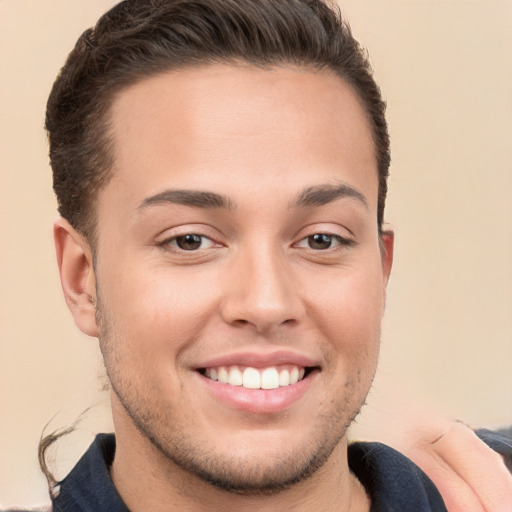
left=230, top=318, right=250, bottom=328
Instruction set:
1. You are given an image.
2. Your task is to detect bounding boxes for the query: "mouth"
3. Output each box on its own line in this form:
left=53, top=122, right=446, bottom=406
left=197, top=364, right=316, bottom=390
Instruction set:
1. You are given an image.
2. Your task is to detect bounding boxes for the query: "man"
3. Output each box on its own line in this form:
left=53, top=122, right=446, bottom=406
left=32, top=0, right=511, bottom=510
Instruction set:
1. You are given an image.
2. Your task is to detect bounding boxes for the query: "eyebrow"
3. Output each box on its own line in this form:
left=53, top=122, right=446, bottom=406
left=290, top=183, right=368, bottom=209
left=137, top=189, right=236, bottom=211
left=136, top=182, right=367, bottom=213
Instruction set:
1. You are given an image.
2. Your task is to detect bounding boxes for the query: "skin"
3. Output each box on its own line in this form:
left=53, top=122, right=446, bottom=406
left=53, top=63, right=512, bottom=511
left=358, top=388, right=512, bottom=512
left=379, top=417, right=512, bottom=512
left=55, top=64, right=392, bottom=511
left=406, top=422, right=512, bottom=512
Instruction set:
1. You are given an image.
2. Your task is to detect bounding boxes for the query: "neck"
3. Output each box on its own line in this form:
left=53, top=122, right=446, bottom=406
left=110, top=422, right=370, bottom=512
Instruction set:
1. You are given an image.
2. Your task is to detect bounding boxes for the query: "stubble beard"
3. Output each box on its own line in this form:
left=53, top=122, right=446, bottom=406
left=95, top=298, right=371, bottom=496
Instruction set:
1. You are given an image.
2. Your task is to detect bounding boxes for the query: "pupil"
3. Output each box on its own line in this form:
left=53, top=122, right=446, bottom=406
left=309, top=234, right=332, bottom=250
left=176, top=234, right=202, bottom=250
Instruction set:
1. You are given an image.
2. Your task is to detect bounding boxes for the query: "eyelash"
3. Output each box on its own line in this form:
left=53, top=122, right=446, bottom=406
left=158, top=233, right=218, bottom=252
left=294, top=233, right=354, bottom=251
left=158, top=232, right=354, bottom=253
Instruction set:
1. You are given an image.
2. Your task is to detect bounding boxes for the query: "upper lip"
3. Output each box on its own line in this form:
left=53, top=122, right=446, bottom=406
left=193, top=349, right=320, bottom=370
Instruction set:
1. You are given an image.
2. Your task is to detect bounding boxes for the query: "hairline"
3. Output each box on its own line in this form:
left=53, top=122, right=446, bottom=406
left=83, top=60, right=382, bottom=249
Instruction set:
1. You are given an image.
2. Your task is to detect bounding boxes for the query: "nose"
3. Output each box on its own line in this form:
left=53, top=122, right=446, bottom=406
left=220, top=244, right=305, bottom=334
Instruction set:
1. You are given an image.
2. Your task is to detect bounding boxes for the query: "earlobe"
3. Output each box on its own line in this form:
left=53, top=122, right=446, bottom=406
left=54, top=216, right=98, bottom=337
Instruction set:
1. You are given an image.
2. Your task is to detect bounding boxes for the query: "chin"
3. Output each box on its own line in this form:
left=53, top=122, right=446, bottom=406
left=158, top=434, right=344, bottom=495
left=124, top=400, right=358, bottom=496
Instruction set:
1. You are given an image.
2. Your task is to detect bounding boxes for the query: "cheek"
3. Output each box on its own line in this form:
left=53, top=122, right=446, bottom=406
left=305, top=263, right=384, bottom=372
left=310, top=265, right=384, bottom=333
left=97, top=260, right=222, bottom=360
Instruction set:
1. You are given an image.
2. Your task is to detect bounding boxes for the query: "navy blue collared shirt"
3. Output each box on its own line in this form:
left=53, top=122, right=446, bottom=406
left=49, top=433, right=449, bottom=511
left=5, top=428, right=510, bottom=511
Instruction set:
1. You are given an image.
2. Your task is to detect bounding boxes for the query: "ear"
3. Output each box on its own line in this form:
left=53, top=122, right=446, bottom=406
left=54, top=216, right=98, bottom=337
left=380, top=227, right=394, bottom=287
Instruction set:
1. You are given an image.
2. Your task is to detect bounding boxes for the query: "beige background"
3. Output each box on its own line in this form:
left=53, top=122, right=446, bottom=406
left=1, top=0, right=511, bottom=507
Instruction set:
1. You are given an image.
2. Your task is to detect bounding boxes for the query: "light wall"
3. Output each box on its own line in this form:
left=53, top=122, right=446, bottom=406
left=1, top=0, right=511, bottom=507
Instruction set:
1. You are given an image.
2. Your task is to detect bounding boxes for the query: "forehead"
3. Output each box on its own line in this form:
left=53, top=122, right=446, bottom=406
left=103, top=64, right=377, bottom=210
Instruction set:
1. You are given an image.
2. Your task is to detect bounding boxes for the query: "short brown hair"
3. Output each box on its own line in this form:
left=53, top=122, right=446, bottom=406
left=46, top=0, right=390, bottom=241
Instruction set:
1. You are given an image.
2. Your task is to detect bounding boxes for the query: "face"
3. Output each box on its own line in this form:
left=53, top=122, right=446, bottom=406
left=87, top=64, right=392, bottom=492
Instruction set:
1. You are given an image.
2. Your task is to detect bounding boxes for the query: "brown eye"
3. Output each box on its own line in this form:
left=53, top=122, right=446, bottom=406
left=160, top=233, right=218, bottom=253
left=175, top=234, right=203, bottom=250
left=307, top=234, right=335, bottom=250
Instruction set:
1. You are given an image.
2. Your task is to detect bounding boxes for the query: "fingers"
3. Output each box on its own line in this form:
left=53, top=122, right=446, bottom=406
left=429, top=422, right=512, bottom=512
left=351, top=385, right=512, bottom=511
left=411, top=444, right=487, bottom=512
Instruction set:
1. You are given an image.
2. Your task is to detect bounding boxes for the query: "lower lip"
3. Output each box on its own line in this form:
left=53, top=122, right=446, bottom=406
left=195, top=371, right=317, bottom=414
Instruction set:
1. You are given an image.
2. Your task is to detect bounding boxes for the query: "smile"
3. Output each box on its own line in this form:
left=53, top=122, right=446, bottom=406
left=200, top=365, right=308, bottom=390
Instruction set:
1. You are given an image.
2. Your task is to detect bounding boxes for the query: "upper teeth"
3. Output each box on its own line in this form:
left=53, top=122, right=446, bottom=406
left=204, top=365, right=306, bottom=389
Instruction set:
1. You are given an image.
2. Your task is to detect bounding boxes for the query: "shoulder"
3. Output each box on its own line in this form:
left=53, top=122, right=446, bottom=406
left=348, top=441, right=447, bottom=511
left=51, top=433, right=129, bottom=512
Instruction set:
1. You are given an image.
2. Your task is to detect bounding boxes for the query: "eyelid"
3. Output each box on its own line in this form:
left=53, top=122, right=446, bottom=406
left=163, top=234, right=217, bottom=250
left=292, top=221, right=356, bottom=247
left=294, top=233, right=354, bottom=250
left=156, top=226, right=224, bottom=254
left=291, top=219, right=355, bottom=239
